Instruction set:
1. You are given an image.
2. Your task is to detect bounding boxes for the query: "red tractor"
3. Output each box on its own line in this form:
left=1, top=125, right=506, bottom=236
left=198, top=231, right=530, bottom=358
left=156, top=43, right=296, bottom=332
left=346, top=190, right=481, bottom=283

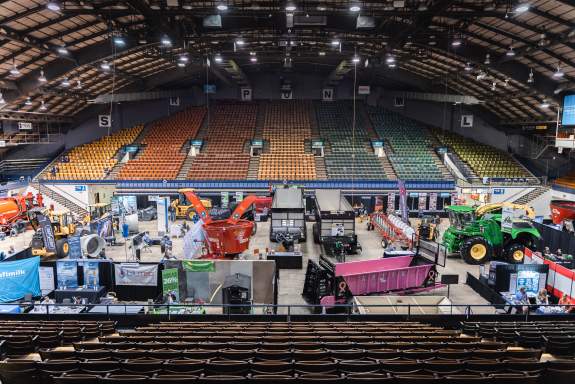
left=0, top=192, right=44, bottom=233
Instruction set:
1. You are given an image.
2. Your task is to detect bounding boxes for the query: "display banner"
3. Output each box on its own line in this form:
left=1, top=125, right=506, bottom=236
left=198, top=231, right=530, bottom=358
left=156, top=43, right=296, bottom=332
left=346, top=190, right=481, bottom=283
left=0, top=257, right=41, bottom=302
left=39, top=266, right=55, bottom=294
left=429, top=193, right=438, bottom=211
left=418, top=193, right=427, bottom=211
left=162, top=268, right=180, bottom=301
left=114, top=263, right=158, bottom=286
left=387, top=193, right=395, bottom=214
left=95, top=217, right=113, bottom=238
left=56, top=260, right=78, bottom=289
left=157, top=197, right=169, bottom=235
left=183, top=220, right=206, bottom=259
left=221, top=192, right=229, bottom=208
left=37, top=214, right=57, bottom=254
left=398, top=180, right=409, bottom=223
left=182, top=260, right=215, bottom=272
left=68, top=235, right=82, bottom=259
left=83, top=261, right=100, bottom=289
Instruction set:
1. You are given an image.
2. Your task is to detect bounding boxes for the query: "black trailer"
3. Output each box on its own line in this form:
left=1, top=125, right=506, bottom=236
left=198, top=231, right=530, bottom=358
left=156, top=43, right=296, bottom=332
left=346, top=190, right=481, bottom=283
left=312, top=189, right=360, bottom=260
left=270, top=188, right=306, bottom=242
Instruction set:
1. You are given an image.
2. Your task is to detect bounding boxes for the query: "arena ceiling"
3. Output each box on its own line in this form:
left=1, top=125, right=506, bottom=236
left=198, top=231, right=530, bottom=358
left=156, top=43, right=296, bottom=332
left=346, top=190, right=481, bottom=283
left=0, top=0, right=573, bottom=124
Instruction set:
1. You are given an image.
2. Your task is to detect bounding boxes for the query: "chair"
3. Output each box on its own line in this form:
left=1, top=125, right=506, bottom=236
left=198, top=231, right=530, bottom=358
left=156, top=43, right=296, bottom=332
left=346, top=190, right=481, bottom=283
left=250, top=360, right=293, bottom=375
left=148, top=374, right=199, bottom=383
left=99, top=374, right=149, bottom=383
left=78, top=360, right=121, bottom=375
left=0, top=359, right=41, bottom=384
left=205, top=360, right=249, bottom=375
left=121, top=359, right=164, bottom=375
left=197, top=375, right=246, bottom=383
left=544, top=369, right=575, bottom=384
left=294, top=360, right=338, bottom=374
left=298, top=373, right=344, bottom=383
left=345, top=373, right=394, bottom=382
left=545, top=338, right=575, bottom=356
left=250, top=374, right=296, bottom=383
left=443, top=374, right=490, bottom=384
left=423, top=359, right=462, bottom=375
left=37, top=360, right=80, bottom=383
left=394, top=374, right=442, bottom=383
left=379, top=359, right=420, bottom=374
left=488, top=373, right=539, bottom=384
left=337, top=360, right=379, bottom=374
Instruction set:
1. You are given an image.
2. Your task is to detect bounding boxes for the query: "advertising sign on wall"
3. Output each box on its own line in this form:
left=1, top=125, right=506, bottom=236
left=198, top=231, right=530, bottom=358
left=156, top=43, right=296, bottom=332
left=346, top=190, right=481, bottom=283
left=56, top=260, right=78, bottom=289
left=67, top=235, right=82, bottom=259
left=162, top=268, right=179, bottom=301
left=39, top=266, right=55, bottom=295
left=0, top=257, right=41, bottom=302
left=429, top=193, right=437, bottom=211
left=83, top=261, right=100, bottom=289
left=37, top=214, right=56, bottom=254
left=114, top=264, right=158, bottom=286
left=387, top=193, right=395, bottom=214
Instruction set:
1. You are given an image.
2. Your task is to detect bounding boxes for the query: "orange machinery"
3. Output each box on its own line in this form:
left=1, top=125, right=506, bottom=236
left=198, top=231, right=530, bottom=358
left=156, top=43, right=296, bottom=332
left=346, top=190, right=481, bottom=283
left=181, top=190, right=261, bottom=258
left=0, top=192, right=43, bottom=232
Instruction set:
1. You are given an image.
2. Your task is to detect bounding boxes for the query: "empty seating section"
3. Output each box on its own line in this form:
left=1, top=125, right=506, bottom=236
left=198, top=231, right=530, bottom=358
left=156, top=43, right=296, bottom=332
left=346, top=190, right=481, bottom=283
left=4, top=320, right=575, bottom=383
left=316, top=102, right=385, bottom=180
left=43, top=126, right=142, bottom=180
left=367, top=108, right=444, bottom=180
left=118, top=108, right=205, bottom=180
left=555, top=171, right=575, bottom=190
left=258, top=101, right=316, bottom=180
left=463, top=321, right=575, bottom=356
left=433, top=130, right=530, bottom=179
left=188, top=103, right=257, bottom=180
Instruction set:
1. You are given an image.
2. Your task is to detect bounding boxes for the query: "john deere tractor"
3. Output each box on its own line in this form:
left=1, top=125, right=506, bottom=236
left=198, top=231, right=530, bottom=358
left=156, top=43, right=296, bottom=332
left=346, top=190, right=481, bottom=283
left=443, top=203, right=540, bottom=265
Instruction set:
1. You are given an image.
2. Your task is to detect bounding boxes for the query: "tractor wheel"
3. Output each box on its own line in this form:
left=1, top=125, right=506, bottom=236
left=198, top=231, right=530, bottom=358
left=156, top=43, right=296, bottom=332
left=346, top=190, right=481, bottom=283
left=460, top=237, right=491, bottom=265
left=506, top=243, right=526, bottom=264
left=313, top=223, right=320, bottom=244
left=381, top=238, right=388, bottom=249
left=186, top=209, right=196, bottom=221
left=56, top=238, right=70, bottom=259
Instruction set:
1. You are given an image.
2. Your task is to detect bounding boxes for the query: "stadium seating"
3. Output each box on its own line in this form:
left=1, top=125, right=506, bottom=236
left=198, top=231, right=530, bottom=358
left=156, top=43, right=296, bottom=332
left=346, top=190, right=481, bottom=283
left=433, top=130, right=531, bottom=179
left=258, top=101, right=316, bottom=180
left=43, top=126, right=142, bottom=180
left=555, top=171, right=575, bottom=190
left=188, top=103, right=257, bottom=180
left=5, top=320, right=575, bottom=384
left=118, top=108, right=205, bottom=180
left=367, top=107, right=445, bottom=180
left=316, top=102, right=386, bottom=180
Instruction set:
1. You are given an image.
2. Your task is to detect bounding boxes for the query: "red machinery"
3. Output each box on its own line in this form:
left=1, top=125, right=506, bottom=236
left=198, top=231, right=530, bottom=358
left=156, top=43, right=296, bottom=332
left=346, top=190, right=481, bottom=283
left=370, top=212, right=416, bottom=249
left=181, top=190, right=259, bottom=258
left=0, top=192, right=43, bottom=232
left=550, top=200, right=575, bottom=225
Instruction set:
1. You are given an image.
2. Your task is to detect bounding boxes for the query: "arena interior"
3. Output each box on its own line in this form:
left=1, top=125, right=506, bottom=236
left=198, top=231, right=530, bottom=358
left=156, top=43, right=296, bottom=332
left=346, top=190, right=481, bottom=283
left=0, top=0, right=574, bottom=383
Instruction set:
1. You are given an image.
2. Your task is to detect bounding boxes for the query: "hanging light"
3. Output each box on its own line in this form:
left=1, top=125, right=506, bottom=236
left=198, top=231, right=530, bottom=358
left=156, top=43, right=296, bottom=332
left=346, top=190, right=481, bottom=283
left=214, top=54, right=223, bottom=63
left=484, top=54, right=491, bottom=65
left=451, top=37, right=462, bottom=47
left=177, top=61, right=186, bottom=67
left=318, top=51, right=326, bottom=56
left=25, top=97, right=32, bottom=106
left=504, top=78, right=510, bottom=87
left=0, top=92, right=6, bottom=105
left=10, top=61, right=20, bottom=76
left=527, top=68, right=534, bottom=83
left=236, top=38, right=245, bottom=46
left=40, top=100, right=47, bottom=111
left=46, top=1, right=61, bottom=12
left=75, top=80, right=82, bottom=89
left=464, top=62, right=472, bottom=71
left=349, top=5, right=361, bottom=12
left=386, top=55, right=396, bottom=64
left=331, top=39, right=340, bottom=46
left=388, top=62, right=397, bottom=68
left=514, top=2, right=530, bottom=14
left=100, top=61, right=111, bottom=71
left=285, top=2, right=297, bottom=11
left=491, top=82, right=497, bottom=91
left=113, top=36, right=126, bottom=47
left=38, top=69, right=47, bottom=83
left=61, top=77, right=70, bottom=87
left=352, top=55, right=360, bottom=63
left=179, top=55, right=189, bottom=62
left=216, top=3, right=228, bottom=11
left=506, top=45, right=515, bottom=56
left=57, top=45, right=68, bottom=55
left=250, top=56, right=258, bottom=63
left=553, top=65, right=564, bottom=78
left=540, top=98, right=550, bottom=109
left=160, top=36, right=172, bottom=47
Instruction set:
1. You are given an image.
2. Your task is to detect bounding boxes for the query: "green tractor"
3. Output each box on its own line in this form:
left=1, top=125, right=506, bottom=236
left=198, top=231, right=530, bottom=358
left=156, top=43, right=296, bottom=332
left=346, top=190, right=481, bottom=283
left=443, top=203, right=540, bottom=265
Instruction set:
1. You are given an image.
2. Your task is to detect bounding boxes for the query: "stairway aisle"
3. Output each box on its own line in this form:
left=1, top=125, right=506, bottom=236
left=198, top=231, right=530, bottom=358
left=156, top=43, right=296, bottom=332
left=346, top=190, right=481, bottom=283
left=513, top=186, right=550, bottom=205
left=314, top=157, right=328, bottom=180
left=247, top=157, right=260, bottom=180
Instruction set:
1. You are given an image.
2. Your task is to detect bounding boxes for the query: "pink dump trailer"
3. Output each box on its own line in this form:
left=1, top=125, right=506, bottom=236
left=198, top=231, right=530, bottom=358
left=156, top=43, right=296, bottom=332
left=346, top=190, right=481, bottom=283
left=334, top=256, right=437, bottom=296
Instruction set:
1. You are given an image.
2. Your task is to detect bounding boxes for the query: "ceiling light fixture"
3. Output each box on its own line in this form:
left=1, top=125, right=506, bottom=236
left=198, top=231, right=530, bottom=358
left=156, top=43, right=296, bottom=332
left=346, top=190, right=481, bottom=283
left=476, top=71, right=486, bottom=80
left=177, top=62, right=186, bottom=67
left=540, top=98, right=550, bottom=109
left=388, top=62, right=397, bottom=68
left=38, top=69, right=47, bottom=83
left=553, top=65, right=564, bottom=78
left=527, top=68, right=534, bottom=83
left=318, top=51, right=326, bottom=56
left=484, top=53, right=491, bottom=65
left=40, top=100, right=47, bottom=111
left=506, top=45, right=515, bottom=56
left=75, top=80, right=82, bottom=89
left=0, top=92, right=5, bottom=105
left=464, top=62, right=472, bottom=71
left=61, top=77, right=70, bottom=87
left=451, top=38, right=462, bottom=47
left=179, top=55, right=189, bottom=62
left=161, top=36, right=172, bottom=47
left=514, top=2, right=530, bottom=14
left=216, top=3, right=228, bottom=11
left=385, top=55, right=396, bottom=64
left=25, top=97, right=32, bottom=106
left=350, top=5, right=361, bottom=12
left=10, top=61, right=20, bottom=76
left=352, top=55, right=360, bottom=63
left=236, top=39, right=245, bottom=46
left=46, top=1, right=61, bottom=12
left=491, top=82, right=497, bottom=91
left=331, top=39, right=340, bottom=46
left=214, top=54, right=223, bottom=63
left=100, top=61, right=111, bottom=71
left=285, top=3, right=297, bottom=11
left=250, top=56, right=258, bottom=63
left=57, top=45, right=68, bottom=55
left=113, top=36, right=126, bottom=46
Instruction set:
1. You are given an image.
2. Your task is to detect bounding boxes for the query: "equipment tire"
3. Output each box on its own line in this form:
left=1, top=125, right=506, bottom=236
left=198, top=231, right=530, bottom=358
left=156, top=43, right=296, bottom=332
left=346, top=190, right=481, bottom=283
left=506, top=243, right=526, bottom=264
left=313, top=223, right=320, bottom=244
left=381, top=238, right=388, bottom=249
left=56, top=238, right=70, bottom=259
left=186, top=208, right=196, bottom=221
left=461, top=236, right=491, bottom=265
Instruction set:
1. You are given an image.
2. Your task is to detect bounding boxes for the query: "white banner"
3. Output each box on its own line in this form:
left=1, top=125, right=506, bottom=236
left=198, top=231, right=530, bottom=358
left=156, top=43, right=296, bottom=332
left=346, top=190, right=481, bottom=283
left=114, top=263, right=158, bottom=286
left=156, top=197, right=169, bottom=236
left=18, top=122, right=32, bottom=130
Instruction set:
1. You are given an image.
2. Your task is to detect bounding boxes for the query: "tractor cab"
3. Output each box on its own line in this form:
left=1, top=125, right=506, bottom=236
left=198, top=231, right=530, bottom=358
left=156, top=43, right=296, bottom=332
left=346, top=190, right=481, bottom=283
left=446, top=206, right=476, bottom=230
left=172, top=189, right=212, bottom=220
left=88, top=203, right=112, bottom=222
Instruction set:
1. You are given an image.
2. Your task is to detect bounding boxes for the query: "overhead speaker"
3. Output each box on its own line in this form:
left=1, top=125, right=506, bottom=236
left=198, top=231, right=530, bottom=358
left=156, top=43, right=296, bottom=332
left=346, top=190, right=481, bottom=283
left=81, top=234, right=105, bottom=258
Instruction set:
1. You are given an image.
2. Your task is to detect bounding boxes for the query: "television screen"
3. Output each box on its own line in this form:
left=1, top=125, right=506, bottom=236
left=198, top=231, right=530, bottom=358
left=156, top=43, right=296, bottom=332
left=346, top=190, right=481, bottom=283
left=562, top=94, right=575, bottom=126
left=517, top=270, right=540, bottom=294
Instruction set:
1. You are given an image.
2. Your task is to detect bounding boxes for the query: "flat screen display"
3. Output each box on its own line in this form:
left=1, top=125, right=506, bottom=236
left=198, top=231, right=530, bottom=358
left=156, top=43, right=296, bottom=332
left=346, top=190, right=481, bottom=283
left=517, top=270, right=540, bottom=294
left=562, top=94, right=575, bottom=126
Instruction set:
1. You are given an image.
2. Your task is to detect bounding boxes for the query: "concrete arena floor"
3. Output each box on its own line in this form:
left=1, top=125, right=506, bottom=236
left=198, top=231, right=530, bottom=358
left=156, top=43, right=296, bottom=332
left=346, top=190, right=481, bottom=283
left=0, top=217, right=492, bottom=314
